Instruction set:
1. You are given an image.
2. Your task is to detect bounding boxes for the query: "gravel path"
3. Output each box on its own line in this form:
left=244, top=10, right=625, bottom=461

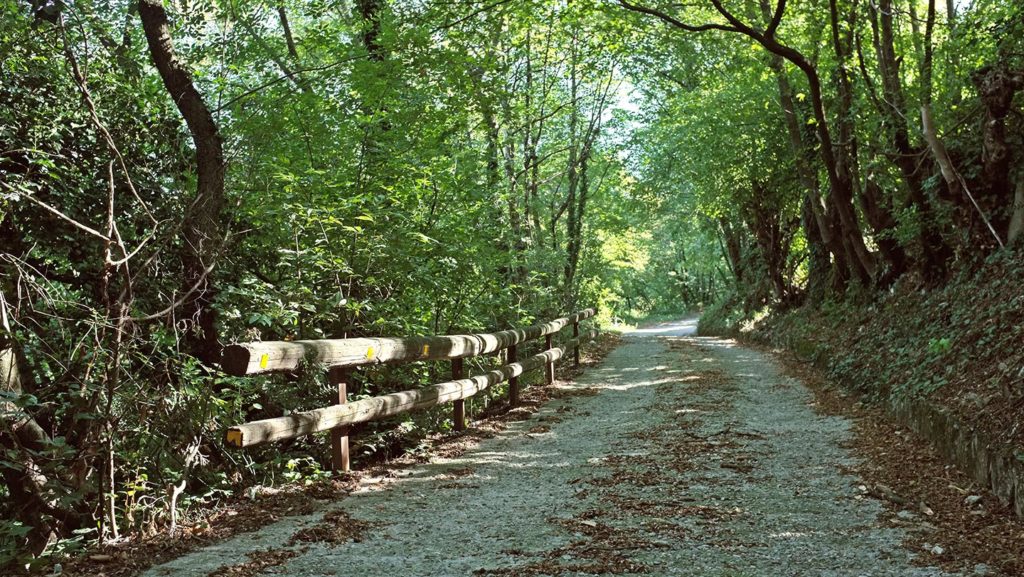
left=144, top=319, right=964, bottom=576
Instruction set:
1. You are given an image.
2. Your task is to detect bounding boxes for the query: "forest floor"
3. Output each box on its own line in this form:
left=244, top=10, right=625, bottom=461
left=111, top=318, right=1000, bottom=577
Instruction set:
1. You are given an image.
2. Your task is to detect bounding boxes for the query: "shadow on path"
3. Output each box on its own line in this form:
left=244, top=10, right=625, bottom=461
left=144, top=318, right=962, bottom=577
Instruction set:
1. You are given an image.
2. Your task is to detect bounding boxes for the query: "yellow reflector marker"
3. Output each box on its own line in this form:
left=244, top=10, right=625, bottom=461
left=366, top=346, right=375, bottom=359
left=422, top=344, right=430, bottom=357
left=259, top=354, right=269, bottom=369
left=226, top=429, right=244, bottom=447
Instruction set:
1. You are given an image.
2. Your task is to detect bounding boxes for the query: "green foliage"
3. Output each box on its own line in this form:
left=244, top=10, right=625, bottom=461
left=696, top=292, right=746, bottom=337
left=926, top=337, right=953, bottom=357
left=732, top=247, right=1024, bottom=417
left=3, top=0, right=1023, bottom=567
left=0, top=0, right=673, bottom=566
left=280, top=457, right=331, bottom=485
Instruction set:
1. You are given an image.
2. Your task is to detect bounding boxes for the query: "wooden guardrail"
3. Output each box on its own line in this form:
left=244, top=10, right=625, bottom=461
left=221, top=309, right=596, bottom=472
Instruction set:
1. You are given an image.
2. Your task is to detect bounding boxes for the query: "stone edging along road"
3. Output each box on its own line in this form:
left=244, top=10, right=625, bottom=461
left=144, top=318, right=965, bottom=577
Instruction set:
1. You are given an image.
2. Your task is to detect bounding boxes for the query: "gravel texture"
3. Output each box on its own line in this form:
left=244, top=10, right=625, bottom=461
left=143, top=319, right=965, bottom=576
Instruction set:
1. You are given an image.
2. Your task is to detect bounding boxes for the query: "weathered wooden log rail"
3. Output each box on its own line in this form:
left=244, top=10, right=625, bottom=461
left=221, top=309, right=596, bottom=472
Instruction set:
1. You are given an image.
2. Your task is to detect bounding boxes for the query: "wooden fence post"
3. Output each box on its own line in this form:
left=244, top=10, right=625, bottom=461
left=544, top=334, right=554, bottom=385
left=328, top=366, right=352, bottom=473
left=572, top=321, right=580, bottom=368
left=223, top=310, right=597, bottom=450
left=452, top=357, right=465, bottom=431
left=508, top=344, right=519, bottom=406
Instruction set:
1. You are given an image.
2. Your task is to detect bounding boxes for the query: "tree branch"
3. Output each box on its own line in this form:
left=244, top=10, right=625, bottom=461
left=3, top=183, right=111, bottom=242
left=618, top=0, right=739, bottom=33
left=766, top=0, right=786, bottom=37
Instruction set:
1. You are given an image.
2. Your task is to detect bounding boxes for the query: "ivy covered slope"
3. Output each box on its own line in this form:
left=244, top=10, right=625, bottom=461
left=709, top=251, right=1024, bottom=449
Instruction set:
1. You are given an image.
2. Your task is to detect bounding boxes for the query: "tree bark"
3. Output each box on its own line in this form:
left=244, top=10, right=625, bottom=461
left=357, top=0, right=385, bottom=61
left=562, top=27, right=584, bottom=306
left=745, top=181, right=799, bottom=306
left=352, top=0, right=391, bottom=196
left=859, top=175, right=907, bottom=284
left=564, top=148, right=590, bottom=309
left=800, top=194, right=831, bottom=302
left=139, top=0, right=226, bottom=364
left=971, top=65, right=1023, bottom=233
left=827, top=0, right=881, bottom=284
left=866, top=0, right=949, bottom=281
left=1, top=312, right=66, bottom=555
left=718, top=217, right=746, bottom=284
left=1009, top=179, right=1024, bottom=245
left=767, top=53, right=846, bottom=293
left=277, top=4, right=299, bottom=60
left=728, top=0, right=876, bottom=283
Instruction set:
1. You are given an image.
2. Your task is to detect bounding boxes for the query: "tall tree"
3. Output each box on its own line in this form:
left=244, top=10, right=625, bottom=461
left=620, top=0, right=877, bottom=286
left=139, top=0, right=226, bottom=364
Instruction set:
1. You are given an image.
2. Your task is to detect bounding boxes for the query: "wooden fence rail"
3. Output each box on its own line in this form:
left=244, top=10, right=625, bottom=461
left=221, top=309, right=595, bottom=376
left=221, top=309, right=596, bottom=472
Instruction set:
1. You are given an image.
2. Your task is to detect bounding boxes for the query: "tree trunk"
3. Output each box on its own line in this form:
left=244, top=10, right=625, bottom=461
left=801, top=194, right=831, bottom=302
left=277, top=4, right=299, bottom=60
left=718, top=217, right=746, bottom=284
left=746, top=183, right=789, bottom=304
left=621, top=0, right=877, bottom=282
left=746, top=0, right=875, bottom=284
left=753, top=0, right=841, bottom=295
left=357, top=0, right=384, bottom=61
left=1009, top=179, right=1024, bottom=245
left=770, top=60, right=843, bottom=282
left=827, top=0, right=879, bottom=284
left=919, top=103, right=1004, bottom=249
left=868, top=0, right=950, bottom=281
left=971, top=65, right=1023, bottom=235
left=740, top=0, right=878, bottom=284
left=352, top=0, right=390, bottom=196
left=860, top=176, right=907, bottom=285
left=767, top=54, right=847, bottom=292
left=1, top=322, right=66, bottom=555
left=561, top=28, right=582, bottom=305
left=139, top=0, right=226, bottom=364
left=564, top=149, right=590, bottom=309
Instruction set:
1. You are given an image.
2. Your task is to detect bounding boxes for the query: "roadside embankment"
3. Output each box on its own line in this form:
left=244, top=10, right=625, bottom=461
left=699, top=250, right=1024, bottom=520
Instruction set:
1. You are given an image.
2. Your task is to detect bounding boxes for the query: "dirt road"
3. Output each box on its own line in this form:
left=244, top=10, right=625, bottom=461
left=144, top=319, right=963, bottom=576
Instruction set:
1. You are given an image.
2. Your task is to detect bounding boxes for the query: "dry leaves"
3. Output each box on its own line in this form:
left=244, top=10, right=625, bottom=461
left=771, top=347, right=1024, bottom=576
